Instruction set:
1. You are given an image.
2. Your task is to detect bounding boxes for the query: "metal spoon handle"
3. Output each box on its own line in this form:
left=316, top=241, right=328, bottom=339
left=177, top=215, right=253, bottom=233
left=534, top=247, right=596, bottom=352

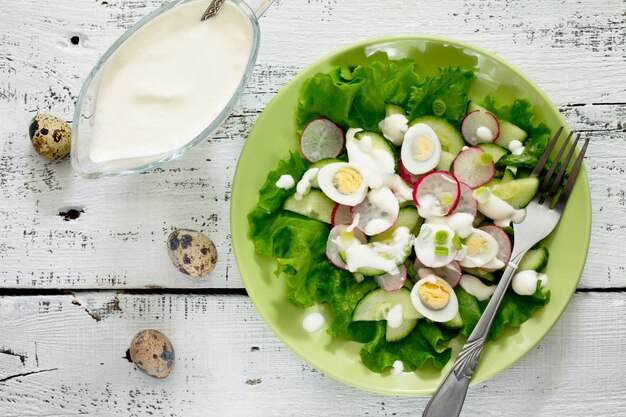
left=201, top=0, right=226, bottom=21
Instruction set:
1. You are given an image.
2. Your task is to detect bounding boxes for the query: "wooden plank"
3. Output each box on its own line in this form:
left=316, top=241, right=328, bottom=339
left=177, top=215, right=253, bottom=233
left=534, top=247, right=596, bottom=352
left=0, top=0, right=625, bottom=289
left=0, top=292, right=624, bottom=416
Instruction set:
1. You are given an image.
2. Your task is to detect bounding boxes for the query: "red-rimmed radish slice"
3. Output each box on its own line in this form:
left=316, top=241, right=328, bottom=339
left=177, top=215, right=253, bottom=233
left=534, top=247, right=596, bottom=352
left=451, top=182, right=478, bottom=217
left=326, top=225, right=367, bottom=269
left=399, top=160, right=421, bottom=185
left=353, top=187, right=400, bottom=236
left=452, top=147, right=495, bottom=188
left=461, top=110, right=499, bottom=145
left=414, top=259, right=462, bottom=288
left=331, top=204, right=353, bottom=226
left=300, top=119, right=344, bottom=162
left=478, top=225, right=512, bottom=272
left=375, top=264, right=408, bottom=291
left=412, top=171, right=460, bottom=216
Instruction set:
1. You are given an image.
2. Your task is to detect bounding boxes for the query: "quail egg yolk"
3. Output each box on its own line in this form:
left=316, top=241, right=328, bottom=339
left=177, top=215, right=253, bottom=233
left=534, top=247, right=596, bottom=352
left=466, top=234, right=488, bottom=256
left=332, top=167, right=363, bottom=195
left=411, top=136, right=434, bottom=161
left=418, top=279, right=450, bottom=310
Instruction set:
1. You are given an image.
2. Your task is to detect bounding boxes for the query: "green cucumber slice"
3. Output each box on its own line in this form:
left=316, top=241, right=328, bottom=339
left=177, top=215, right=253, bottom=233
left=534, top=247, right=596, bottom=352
left=386, top=319, right=417, bottom=342
left=488, top=177, right=539, bottom=209
left=283, top=189, right=335, bottom=223
left=408, top=115, right=465, bottom=155
left=370, top=206, right=422, bottom=243
left=477, top=143, right=509, bottom=164
left=386, top=104, right=406, bottom=117
left=518, top=247, right=549, bottom=271
left=353, top=287, right=423, bottom=321
left=461, top=267, right=495, bottom=282
left=436, top=151, right=456, bottom=172
left=441, top=312, right=463, bottom=329
left=501, top=168, right=516, bottom=183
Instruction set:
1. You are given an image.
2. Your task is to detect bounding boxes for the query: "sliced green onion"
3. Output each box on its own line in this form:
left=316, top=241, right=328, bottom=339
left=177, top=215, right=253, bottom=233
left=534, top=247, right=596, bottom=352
left=452, top=234, right=463, bottom=250
left=440, top=193, right=454, bottom=206
left=434, top=230, right=449, bottom=244
left=434, top=246, right=449, bottom=256
left=432, top=99, right=446, bottom=116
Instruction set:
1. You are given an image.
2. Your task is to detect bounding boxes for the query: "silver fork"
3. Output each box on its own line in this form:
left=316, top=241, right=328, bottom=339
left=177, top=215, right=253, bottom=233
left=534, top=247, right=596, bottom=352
left=423, top=127, right=590, bottom=417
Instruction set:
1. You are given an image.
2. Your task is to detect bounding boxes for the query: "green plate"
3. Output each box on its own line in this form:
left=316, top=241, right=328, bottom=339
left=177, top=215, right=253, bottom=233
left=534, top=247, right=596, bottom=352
left=230, top=36, right=591, bottom=396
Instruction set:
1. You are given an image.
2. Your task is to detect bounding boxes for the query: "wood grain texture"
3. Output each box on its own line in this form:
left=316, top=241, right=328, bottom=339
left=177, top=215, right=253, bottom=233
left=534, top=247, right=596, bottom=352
left=0, top=292, right=624, bottom=416
left=1, top=0, right=625, bottom=289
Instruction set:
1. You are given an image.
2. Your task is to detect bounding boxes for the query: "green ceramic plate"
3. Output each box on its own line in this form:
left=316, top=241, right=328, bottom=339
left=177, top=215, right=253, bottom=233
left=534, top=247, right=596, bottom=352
left=230, top=36, right=591, bottom=396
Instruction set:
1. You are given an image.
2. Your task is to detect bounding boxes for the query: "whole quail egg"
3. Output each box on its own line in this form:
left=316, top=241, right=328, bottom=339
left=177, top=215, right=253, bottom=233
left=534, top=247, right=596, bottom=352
left=167, top=229, right=217, bottom=277
left=129, top=329, right=175, bottom=378
left=29, top=114, right=72, bottom=161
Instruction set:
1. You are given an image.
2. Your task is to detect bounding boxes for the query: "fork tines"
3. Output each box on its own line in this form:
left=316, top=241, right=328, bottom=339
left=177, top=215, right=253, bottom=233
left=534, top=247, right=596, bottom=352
left=533, top=127, right=590, bottom=209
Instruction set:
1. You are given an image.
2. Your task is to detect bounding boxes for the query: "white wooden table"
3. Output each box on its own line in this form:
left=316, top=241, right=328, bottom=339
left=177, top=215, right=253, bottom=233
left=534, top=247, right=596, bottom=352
left=1, top=0, right=625, bottom=415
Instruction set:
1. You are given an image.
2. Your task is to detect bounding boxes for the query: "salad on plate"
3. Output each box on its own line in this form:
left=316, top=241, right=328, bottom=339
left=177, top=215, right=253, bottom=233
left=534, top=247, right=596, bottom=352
left=248, top=59, right=553, bottom=375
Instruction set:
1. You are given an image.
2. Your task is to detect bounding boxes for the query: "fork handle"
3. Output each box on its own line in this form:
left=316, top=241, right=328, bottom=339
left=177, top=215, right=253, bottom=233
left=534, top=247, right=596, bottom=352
left=423, top=251, right=525, bottom=417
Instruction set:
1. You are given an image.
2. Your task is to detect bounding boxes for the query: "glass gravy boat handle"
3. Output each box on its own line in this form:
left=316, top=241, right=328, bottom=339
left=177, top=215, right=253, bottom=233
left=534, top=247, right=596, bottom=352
left=253, top=0, right=275, bottom=17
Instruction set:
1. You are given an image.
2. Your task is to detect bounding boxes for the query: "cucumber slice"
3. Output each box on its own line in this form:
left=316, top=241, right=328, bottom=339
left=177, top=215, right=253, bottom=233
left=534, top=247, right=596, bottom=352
left=461, top=267, right=495, bottom=282
left=370, top=206, right=423, bottom=243
left=353, top=287, right=423, bottom=321
left=440, top=312, right=463, bottom=329
left=518, top=247, right=549, bottom=271
left=488, top=177, right=539, bottom=209
left=386, top=319, right=417, bottom=342
left=386, top=104, right=406, bottom=117
left=468, top=102, right=528, bottom=148
left=501, top=168, right=516, bottom=183
left=477, top=143, right=509, bottom=164
left=283, top=189, right=335, bottom=223
left=408, top=115, right=465, bottom=155
left=436, top=151, right=456, bottom=172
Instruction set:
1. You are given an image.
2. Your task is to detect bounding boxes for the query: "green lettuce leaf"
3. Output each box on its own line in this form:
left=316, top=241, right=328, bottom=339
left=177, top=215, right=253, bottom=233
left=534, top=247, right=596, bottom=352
left=360, top=321, right=453, bottom=373
left=256, top=151, right=309, bottom=214
left=407, top=66, right=476, bottom=127
left=326, top=273, right=378, bottom=339
left=482, top=95, right=552, bottom=168
left=457, top=283, right=550, bottom=341
left=296, top=59, right=421, bottom=131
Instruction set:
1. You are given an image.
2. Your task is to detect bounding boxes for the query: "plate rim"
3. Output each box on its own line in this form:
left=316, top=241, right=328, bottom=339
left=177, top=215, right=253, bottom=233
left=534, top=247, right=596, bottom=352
left=230, top=34, right=592, bottom=396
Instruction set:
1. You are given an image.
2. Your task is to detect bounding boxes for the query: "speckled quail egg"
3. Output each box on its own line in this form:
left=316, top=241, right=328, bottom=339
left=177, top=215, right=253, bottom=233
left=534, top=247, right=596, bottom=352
left=29, top=114, right=72, bottom=161
left=129, top=329, right=175, bottom=378
left=167, top=229, right=217, bottom=277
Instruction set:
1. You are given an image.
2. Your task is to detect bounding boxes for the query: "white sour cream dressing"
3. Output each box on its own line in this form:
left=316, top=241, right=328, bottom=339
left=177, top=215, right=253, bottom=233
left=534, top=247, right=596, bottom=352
left=294, top=168, right=319, bottom=200
left=275, top=174, right=295, bottom=190
left=343, top=227, right=412, bottom=274
left=346, top=128, right=395, bottom=188
left=390, top=360, right=404, bottom=376
left=378, top=113, right=409, bottom=146
left=459, top=274, right=496, bottom=301
left=512, top=270, right=548, bottom=296
left=384, top=174, right=414, bottom=203
left=302, top=312, right=325, bottom=333
left=89, top=1, right=253, bottom=163
left=474, top=188, right=527, bottom=227
left=508, top=140, right=525, bottom=156
left=476, top=126, right=493, bottom=142
left=386, top=304, right=404, bottom=328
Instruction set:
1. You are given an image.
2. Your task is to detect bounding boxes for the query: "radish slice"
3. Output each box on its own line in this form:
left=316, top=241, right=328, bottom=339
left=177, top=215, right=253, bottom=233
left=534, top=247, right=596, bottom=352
left=412, top=171, right=460, bottom=216
left=461, top=110, right=499, bottom=145
left=399, top=160, right=421, bottom=185
left=353, top=187, right=400, bottom=236
left=414, top=259, right=462, bottom=288
left=331, top=204, right=353, bottom=226
left=451, top=182, right=478, bottom=217
left=478, top=225, right=512, bottom=272
left=300, top=119, right=344, bottom=162
left=375, top=264, right=408, bottom=291
left=326, top=225, right=367, bottom=269
left=452, top=147, right=495, bottom=188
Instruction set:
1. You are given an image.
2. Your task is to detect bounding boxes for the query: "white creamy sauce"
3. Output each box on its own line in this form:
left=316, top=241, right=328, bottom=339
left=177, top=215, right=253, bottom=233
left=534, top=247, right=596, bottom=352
left=512, top=270, right=548, bottom=296
left=275, top=174, right=295, bottom=190
left=294, top=168, right=319, bottom=200
left=417, top=194, right=447, bottom=218
left=384, top=174, right=413, bottom=203
left=390, top=360, right=404, bottom=376
left=474, top=188, right=526, bottom=227
left=378, top=113, right=409, bottom=146
left=476, top=126, right=493, bottom=142
left=343, top=227, right=411, bottom=274
left=440, top=212, right=474, bottom=239
left=367, top=186, right=399, bottom=216
left=302, top=312, right=325, bottom=333
left=508, top=140, right=525, bottom=156
left=460, top=274, right=496, bottom=301
left=89, top=1, right=253, bottom=163
left=386, top=304, right=404, bottom=328
left=346, top=128, right=395, bottom=188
